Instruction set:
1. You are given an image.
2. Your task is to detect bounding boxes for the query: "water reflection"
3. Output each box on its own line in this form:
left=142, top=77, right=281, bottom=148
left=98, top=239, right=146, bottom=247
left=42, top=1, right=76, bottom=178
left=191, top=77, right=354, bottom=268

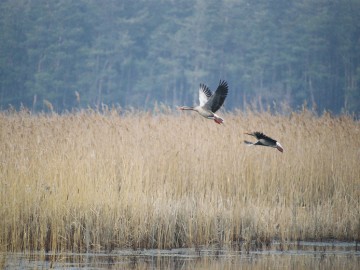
left=2, top=241, right=359, bottom=269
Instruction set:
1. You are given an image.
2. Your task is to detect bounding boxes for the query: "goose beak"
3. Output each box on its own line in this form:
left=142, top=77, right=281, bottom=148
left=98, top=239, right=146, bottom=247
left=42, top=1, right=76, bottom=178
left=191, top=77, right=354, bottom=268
left=276, top=142, right=284, bottom=153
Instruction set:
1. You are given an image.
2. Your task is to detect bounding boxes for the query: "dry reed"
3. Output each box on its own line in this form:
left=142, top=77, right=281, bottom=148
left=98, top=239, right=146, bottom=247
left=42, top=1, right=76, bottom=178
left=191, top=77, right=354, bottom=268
left=0, top=108, right=359, bottom=252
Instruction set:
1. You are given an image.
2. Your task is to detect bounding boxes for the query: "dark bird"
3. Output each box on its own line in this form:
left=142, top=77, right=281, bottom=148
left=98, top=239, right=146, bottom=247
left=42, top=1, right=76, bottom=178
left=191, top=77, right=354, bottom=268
left=244, top=132, right=284, bottom=152
left=178, top=80, right=228, bottom=124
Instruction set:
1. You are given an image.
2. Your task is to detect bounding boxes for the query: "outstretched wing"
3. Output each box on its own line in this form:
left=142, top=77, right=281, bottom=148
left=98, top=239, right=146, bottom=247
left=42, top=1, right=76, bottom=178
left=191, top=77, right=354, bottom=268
left=244, top=140, right=255, bottom=145
left=198, top=83, right=212, bottom=107
left=253, top=132, right=277, bottom=145
left=204, top=80, right=228, bottom=113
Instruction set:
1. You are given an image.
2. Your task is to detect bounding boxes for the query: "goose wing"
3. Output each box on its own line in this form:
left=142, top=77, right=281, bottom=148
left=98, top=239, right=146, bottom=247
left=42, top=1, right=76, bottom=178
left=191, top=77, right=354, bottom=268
left=203, top=80, right=228, bottom=113
left=244, top=140, right=255, bottom=145
left=253, top=132, right=277, bottom=146
left=198, top=83, right=212, bottom=107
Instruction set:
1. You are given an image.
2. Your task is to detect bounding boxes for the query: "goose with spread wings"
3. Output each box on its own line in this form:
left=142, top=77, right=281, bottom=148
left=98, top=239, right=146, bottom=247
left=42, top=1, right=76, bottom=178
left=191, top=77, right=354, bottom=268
left=178, top=80, right=228, bottom=124
left=244, top=132, right=284, bottom=152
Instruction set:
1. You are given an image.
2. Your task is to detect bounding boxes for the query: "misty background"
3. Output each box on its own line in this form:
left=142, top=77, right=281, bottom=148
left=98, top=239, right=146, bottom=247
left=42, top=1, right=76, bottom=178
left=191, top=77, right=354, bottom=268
left=1, top=0, right=359, bottom=115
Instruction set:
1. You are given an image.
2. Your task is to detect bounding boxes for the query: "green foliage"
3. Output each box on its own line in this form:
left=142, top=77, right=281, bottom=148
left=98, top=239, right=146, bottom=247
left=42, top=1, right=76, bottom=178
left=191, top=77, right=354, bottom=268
left=0, top=0, right=359, bottom=114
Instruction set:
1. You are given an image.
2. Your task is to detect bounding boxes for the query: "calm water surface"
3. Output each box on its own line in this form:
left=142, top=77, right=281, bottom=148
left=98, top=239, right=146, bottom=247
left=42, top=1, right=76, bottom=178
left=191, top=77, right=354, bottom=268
left=2, top=241, right=359, bottom=269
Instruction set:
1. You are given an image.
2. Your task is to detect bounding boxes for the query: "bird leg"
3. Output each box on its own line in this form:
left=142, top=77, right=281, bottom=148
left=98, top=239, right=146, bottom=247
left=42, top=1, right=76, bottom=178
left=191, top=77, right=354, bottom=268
left=276, top=142, right=284, bottom=152
left=214, top=117, right=223, bottom=124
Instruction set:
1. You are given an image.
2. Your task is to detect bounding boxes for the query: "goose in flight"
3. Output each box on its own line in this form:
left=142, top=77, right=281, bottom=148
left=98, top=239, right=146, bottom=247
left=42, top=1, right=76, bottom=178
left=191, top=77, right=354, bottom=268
left=178, top=80, right=228, bottom=124
left=244, top=132, right=284, bottom=152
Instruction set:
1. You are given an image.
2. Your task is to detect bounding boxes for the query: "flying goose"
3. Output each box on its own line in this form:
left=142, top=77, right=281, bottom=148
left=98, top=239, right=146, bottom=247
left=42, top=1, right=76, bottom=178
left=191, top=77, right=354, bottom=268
left=244, top=132, right=284, bottom=152
left=178, top=80, right=228, bottom=124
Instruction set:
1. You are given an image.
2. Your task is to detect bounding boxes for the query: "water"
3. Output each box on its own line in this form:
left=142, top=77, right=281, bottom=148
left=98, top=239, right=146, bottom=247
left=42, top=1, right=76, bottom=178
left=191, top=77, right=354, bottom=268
left=2, top=241, right=359, bottom=269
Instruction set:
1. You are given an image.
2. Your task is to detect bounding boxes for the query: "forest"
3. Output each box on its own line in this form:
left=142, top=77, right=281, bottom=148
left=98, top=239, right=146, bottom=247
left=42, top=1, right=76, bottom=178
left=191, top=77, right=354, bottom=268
left=1, top=0, right=360, bottom=115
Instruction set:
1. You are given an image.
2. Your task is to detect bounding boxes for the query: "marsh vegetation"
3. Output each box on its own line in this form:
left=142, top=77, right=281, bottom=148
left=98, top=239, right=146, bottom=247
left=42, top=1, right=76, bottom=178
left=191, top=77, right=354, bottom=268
left=0, top=109, right=359, bottom=252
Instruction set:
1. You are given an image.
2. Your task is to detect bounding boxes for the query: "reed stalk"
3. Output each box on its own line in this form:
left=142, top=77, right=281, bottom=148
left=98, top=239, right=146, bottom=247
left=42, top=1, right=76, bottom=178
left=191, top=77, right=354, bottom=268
left=0, top=109, right=359, bottom=252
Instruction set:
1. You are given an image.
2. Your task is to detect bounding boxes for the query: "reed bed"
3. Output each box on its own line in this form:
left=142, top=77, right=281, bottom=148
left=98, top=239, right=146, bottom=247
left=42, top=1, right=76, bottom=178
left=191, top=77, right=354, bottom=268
left=0, top=108, right=359, bottom=252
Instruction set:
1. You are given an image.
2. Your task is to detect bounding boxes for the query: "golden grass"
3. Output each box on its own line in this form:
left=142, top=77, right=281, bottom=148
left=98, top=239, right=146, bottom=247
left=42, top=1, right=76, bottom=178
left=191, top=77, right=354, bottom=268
left=0, top=108, right=359, bottom=252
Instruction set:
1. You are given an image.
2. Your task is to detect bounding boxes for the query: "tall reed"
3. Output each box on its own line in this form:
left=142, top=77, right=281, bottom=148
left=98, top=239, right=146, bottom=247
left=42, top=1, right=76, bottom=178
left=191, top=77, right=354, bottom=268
left=0, top=108, right=359, bottom=252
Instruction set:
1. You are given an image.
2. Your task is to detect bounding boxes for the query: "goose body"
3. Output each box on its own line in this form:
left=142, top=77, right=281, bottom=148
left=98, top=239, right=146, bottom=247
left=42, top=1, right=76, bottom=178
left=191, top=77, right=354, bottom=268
left=179, top=80, right=228, bottom=124
left=244, top=132, right=284, bottom=152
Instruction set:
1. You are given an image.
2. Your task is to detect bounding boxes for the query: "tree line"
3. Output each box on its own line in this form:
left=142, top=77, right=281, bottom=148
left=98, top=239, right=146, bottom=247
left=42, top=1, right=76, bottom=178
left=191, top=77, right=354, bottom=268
left=1, top=0, right=359, bottom=115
